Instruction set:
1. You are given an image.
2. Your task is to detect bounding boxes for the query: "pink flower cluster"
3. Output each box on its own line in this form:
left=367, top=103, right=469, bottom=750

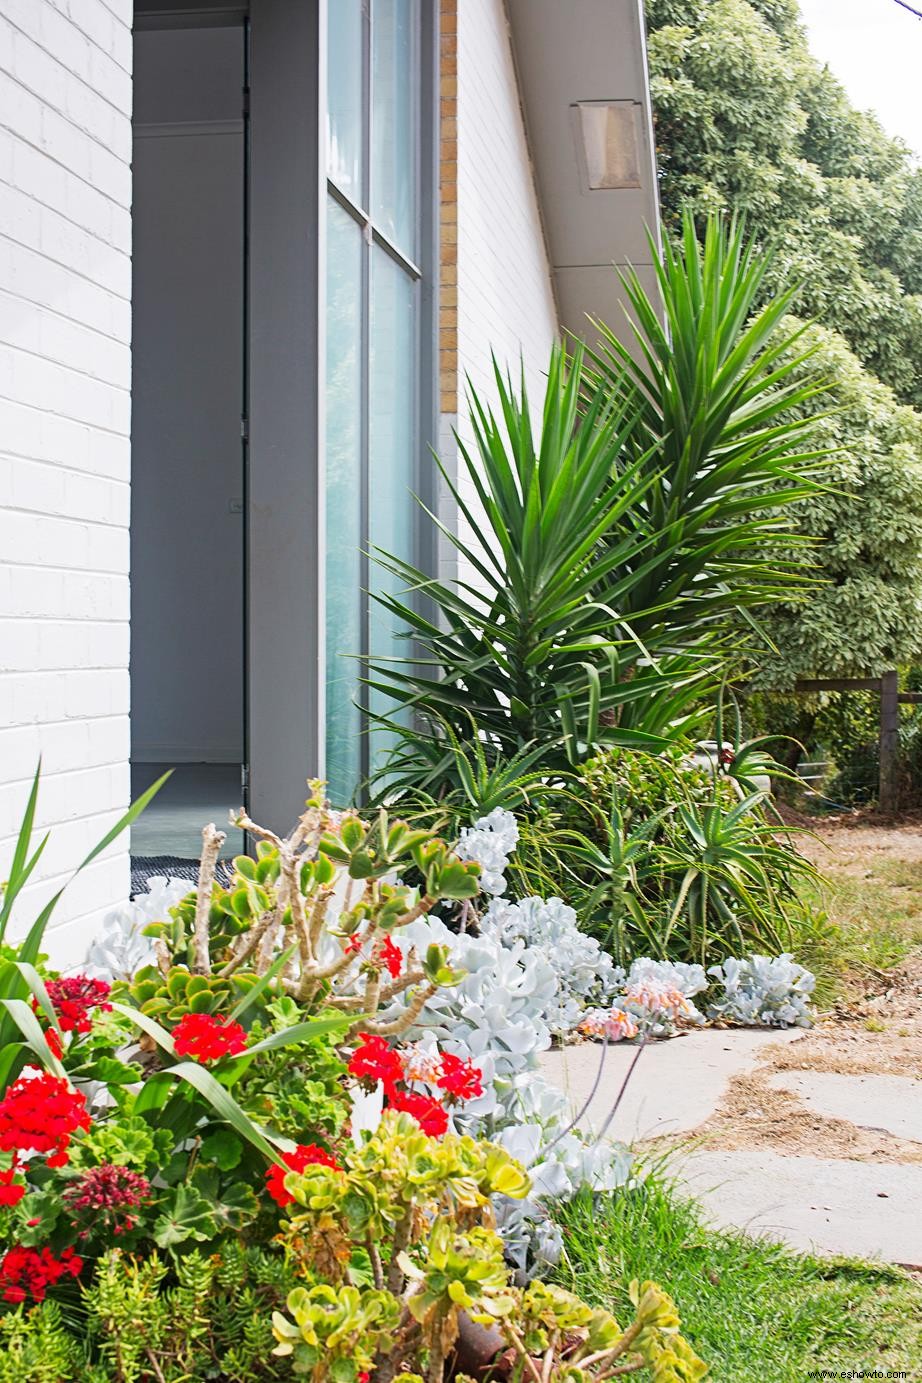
left=63, top=1164, right=152, bottom=1236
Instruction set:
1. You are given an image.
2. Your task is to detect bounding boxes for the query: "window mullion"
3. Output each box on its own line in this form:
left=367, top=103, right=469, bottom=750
left=359, top=0, right=373, bottom=786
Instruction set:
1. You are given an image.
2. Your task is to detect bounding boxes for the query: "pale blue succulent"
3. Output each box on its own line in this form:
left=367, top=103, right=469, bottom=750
left=85, top=876, right=191, bottom=981
left=455, top=806, right=519, bottom=895
left=480, top=895, right=623, bottom=1035
left=390, top=910, right=635, bottom=1279
left=707, top=953, right=816, bottom=1027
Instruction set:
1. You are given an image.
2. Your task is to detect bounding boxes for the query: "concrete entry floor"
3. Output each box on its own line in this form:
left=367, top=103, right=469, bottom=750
left=130, top=762, right=244, bottom=860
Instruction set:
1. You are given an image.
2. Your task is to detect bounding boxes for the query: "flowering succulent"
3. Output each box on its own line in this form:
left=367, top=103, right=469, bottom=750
left=171, top=1012, right=248, bottom=1061
left=62, top=1164, right=151, bottom=1236
left=579, top=1006, right=640, bottom=1042
left=0, top=1245, right=82, bottom=1304
left=609, top=958, right=708, bottom=1038
left=707, top=953, right=816, bottom=1027
left=455, top=807, right=519, bottom=895
left=0, top=1071, right=91, bottom=1169
left=266, top=1144, right=341, bottom=1209
left=41, top=975, right=112, bottom=1034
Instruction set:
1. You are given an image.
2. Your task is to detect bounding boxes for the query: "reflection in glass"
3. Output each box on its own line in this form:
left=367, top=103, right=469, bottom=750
left=368, top=247, right=416, bottom=771
left=327, top=0, right=363, bottom=200
left=372, top=0, right=416, bottom=254
left=325, top=199, right=364, bottom=805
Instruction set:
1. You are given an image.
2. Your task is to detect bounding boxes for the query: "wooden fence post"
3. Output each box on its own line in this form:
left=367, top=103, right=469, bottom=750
left=879, top=669, right=900, bottom=813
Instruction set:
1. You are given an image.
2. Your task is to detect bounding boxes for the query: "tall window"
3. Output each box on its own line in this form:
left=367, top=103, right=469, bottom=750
left=325, top=0, right=422, bottom=805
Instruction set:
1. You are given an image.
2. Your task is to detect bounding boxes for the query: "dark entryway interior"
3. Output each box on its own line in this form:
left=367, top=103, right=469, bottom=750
left=130, top=13, right=247, bottom=861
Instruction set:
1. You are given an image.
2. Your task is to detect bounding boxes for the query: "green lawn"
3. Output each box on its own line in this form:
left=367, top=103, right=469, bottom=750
left=554, top=1182, right=922, bottom=1383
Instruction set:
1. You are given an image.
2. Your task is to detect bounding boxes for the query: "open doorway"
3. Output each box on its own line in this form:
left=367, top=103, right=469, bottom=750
left=130, top=16, right=247, bottom=869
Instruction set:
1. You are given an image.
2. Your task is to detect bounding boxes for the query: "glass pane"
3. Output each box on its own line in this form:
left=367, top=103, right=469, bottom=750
left=325, top=198, right=364, bottom=806
left=372, top=0, right=416, bottom=254
left=327, top=0, right=363, bottom=200
left=368, top=248, right=416, bottom=767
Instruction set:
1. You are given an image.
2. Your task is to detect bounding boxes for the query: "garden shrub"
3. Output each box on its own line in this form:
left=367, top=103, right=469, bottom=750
left=515, top=746, right=818, bottom=969
left=0, top=769, right=705, bottom=1381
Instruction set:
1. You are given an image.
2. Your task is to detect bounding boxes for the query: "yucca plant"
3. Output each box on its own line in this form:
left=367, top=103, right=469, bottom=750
left=365, top=214, right=827, bottom=799
left=586, top=212, right=827, bottom=703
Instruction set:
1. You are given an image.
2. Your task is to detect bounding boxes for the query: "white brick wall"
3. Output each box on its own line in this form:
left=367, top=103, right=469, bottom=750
left=456, top=0, right=558, bottom=414
left=443, top=0, right=559, bottom=581
left=0, top=0, right=133, bottom=963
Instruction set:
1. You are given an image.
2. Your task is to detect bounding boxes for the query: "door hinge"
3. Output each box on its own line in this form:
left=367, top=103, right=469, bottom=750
left=242, top=86, right=250, bottom=119
left=240, top=414, right=249, bottom=443
left=241, top=763, right=250, bottom=793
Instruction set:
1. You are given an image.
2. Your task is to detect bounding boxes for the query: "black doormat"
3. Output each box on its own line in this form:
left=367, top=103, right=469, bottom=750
left=130, top=855, right=236, bottom=898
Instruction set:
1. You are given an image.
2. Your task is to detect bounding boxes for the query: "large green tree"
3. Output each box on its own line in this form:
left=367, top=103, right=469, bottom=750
left=755, top=318, right=922, bottom=684
left=647, top=0, right=922, bottom=408
left=645, top=0, right=922, bottom=687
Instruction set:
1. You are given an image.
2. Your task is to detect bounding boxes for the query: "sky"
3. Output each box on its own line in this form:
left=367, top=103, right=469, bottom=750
left=797, top=0, right=922, bottom=158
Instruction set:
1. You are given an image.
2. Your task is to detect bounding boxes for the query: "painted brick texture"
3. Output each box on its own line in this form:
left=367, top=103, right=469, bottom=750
left=439, top=0, right=559, bottom=583
left=0, top=0, right=133, bottom=962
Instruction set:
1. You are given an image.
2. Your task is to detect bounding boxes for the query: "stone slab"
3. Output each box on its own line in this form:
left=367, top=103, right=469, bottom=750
left=768, top=1070, right=922, bottom=1144
left=675, top=1149, right=922, bottom=1265
left=538, top=1028, right=804, bottom=1142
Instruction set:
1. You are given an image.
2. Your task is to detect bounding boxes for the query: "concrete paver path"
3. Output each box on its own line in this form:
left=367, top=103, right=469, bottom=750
left=540, top=1028, right=922, bottom=1266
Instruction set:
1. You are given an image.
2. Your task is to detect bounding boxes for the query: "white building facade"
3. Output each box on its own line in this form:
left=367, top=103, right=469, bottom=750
left=0, top=0, right=658, bottom=960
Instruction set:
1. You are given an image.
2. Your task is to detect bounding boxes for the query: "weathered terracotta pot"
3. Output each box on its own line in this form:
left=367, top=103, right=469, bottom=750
left=448, top=1311, right=507, bottom=1379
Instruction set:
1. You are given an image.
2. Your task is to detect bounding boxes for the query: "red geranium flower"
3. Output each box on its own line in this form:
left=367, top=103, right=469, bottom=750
left=379, top=936, right=403, bottom=979
left=0, top=1071, right=91, bottom=1169
left=390, top=1090, right=449, bottom=1137
left=172, top=1013, right=248, bottom=1063
left=265, top=1143, right=341, bottom=1209
left=0, top=1165, right=24, bottom=1208
left=40, top=976, right=112, bottom=1035
left=436, top=1052, right=483, bottom=1102
left=0, top=1244, right=82, bottom=1303
left=347, top=1034, right=404, bottom=1097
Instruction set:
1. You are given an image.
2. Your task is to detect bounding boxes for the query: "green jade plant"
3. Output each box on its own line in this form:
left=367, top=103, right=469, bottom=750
left=129, top=782, right=479, bottom=1036
left=271, top=1111, right=707, bottom=1383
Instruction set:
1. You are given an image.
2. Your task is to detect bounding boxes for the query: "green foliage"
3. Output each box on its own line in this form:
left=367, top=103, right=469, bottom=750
left=273, top=1111, right=705, bottom=1382
left=367, top=216, right=821, bottom=801
left=751, top=320, right=922, bottom=686
left=646, top=0, right=922, bottom=409
left=518, top=741, right=817, bottom=967
left=0, top=1300, right=85, bottom=1382
left=0, top=763, right=167, bottom=1093
left=82, top=1246, right=291, bottom=1382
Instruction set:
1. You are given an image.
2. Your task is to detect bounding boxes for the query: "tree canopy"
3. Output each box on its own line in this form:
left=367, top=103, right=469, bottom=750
left=756, top=318, right=922, bottom=684
left=645, top=0, right=922, bottom=686
left=646, top=0, right=922, bottom=408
